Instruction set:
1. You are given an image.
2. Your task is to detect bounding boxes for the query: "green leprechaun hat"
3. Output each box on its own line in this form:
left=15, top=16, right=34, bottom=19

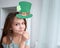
left=16, top=1, right=32, bottom=18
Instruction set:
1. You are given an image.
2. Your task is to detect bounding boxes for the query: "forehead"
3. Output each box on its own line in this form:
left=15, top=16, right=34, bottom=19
left=13, top=17, right=24, bottom=23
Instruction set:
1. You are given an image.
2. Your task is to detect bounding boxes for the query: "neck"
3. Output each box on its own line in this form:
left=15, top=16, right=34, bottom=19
left=13, top=33, right=22, bottom=43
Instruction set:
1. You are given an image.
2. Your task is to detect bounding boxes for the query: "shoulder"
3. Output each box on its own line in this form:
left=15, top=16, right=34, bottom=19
left=2, top=36, right=8, bottom=44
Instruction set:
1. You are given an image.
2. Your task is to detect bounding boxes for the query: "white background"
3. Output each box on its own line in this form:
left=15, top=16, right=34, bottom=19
left=0, top=0, right=60, bottom=48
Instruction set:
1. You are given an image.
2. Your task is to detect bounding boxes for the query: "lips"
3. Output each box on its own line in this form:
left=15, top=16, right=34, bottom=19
left=18, top=30, right=23, bottom=32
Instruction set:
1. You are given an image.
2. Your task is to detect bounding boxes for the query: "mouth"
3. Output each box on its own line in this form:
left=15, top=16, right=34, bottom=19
left=18, top=30, right=24, bottom=34
left=18, top=30, right=23, bottom=32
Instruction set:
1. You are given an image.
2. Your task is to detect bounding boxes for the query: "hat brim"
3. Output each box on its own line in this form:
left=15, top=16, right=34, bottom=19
left=16, top=14, right=32, bottom=18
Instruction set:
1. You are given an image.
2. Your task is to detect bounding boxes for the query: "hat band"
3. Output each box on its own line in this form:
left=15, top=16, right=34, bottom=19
left=19, top=12, right=30, bottom=16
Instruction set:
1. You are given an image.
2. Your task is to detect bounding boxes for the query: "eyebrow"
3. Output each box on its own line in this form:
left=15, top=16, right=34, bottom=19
left=13, top=21, right=25, bottom=23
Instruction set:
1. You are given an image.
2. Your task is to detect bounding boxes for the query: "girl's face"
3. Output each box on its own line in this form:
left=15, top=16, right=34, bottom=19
left=12, top=17, right=25, bottom=35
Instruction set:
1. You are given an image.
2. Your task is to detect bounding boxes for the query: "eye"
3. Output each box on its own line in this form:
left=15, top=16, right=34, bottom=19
left=22, top=22, right=25, bottom=25
left=15, top=23, right=20, bottom=26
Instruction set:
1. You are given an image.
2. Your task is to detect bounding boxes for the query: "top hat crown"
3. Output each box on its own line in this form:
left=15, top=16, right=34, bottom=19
left=16, top=1, right=32, bottom=18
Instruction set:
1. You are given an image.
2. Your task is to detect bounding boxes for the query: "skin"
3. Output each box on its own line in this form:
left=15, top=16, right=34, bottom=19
left=11, top=17, right=30, bottom=48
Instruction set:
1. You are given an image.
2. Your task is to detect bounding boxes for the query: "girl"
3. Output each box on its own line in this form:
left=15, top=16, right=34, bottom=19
left=0, top=12, right=30, bottom=48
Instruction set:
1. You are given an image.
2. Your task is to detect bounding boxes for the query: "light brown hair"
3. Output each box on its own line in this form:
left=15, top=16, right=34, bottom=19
left=1, top=12, right=27, bottom=45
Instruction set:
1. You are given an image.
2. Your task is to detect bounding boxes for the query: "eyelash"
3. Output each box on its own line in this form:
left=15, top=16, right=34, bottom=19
left=15, top=23, right=25, bottom=26
left=22, top=23, right=25, bottom=24
left=15, top=24, right=19, bottom=26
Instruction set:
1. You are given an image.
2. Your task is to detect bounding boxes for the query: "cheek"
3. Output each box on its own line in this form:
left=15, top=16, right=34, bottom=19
left=12, top=26, right=19, bottom=31
left=22, top=25, right=26, bottom=30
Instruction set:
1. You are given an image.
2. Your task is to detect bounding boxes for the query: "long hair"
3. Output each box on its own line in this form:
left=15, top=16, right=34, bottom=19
left=0, top=12, right=27, bottom=47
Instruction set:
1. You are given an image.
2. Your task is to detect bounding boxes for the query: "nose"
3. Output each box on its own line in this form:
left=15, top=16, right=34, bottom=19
left=19, top=24, right=23, bottom=29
